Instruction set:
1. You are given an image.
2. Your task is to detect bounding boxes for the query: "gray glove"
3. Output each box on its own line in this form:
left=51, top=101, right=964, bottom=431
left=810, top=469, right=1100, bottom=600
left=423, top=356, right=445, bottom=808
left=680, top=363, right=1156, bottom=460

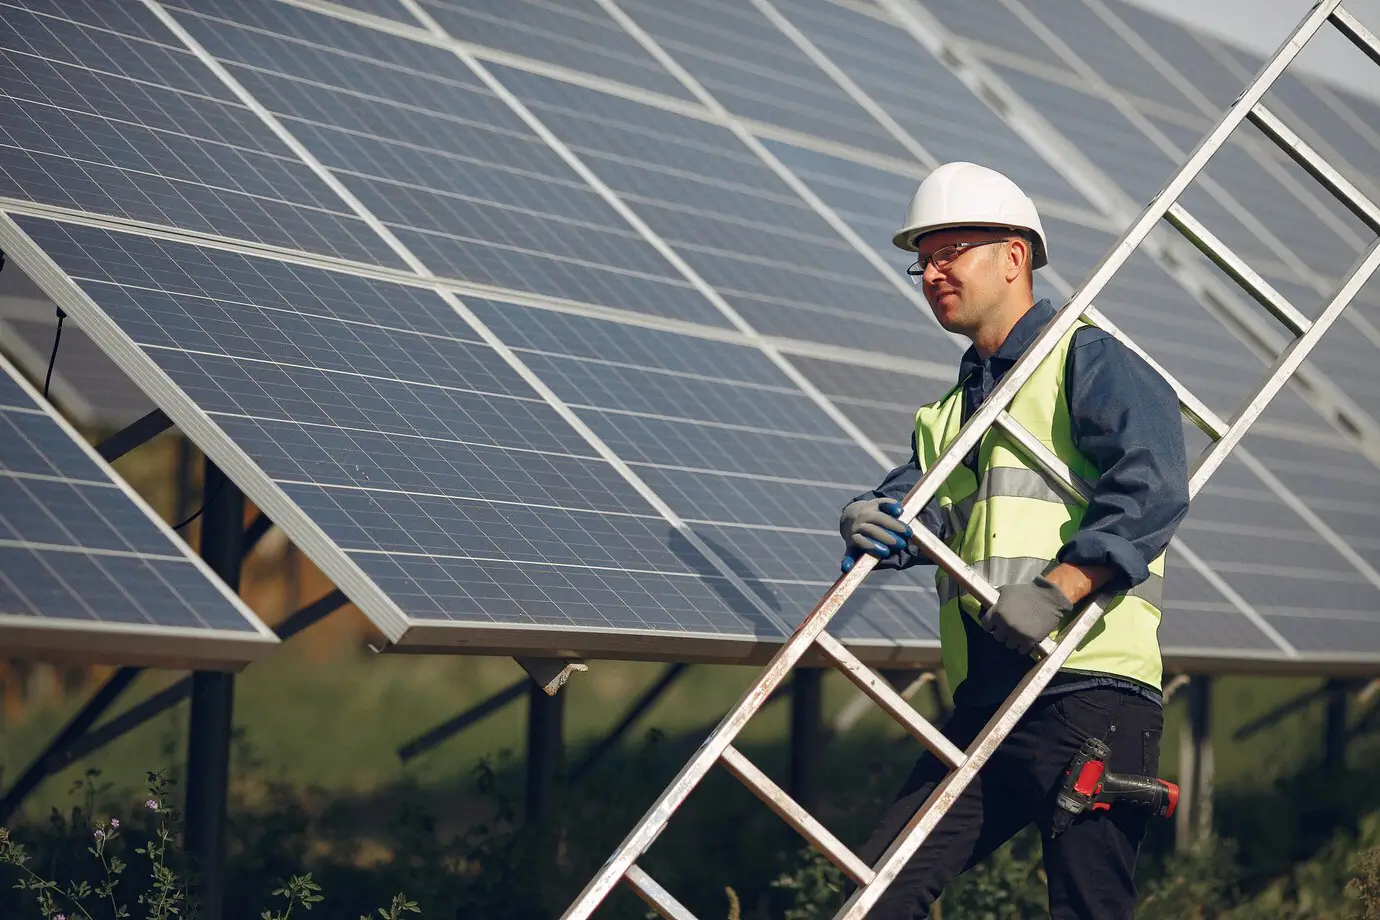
left=839, top=498, right=912, bottom=572
left=980, top=575, right=1073, bottom=655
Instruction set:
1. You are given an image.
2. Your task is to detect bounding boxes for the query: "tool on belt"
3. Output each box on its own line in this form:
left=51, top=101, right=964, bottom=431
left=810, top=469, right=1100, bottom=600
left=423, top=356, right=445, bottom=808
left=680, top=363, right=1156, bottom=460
left=1051, top=736, right=1178, bottom=836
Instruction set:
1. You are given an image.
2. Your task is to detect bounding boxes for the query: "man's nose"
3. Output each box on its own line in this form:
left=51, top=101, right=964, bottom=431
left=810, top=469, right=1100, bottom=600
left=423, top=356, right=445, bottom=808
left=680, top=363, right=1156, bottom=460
left=922, top=260, right=946, bottom=287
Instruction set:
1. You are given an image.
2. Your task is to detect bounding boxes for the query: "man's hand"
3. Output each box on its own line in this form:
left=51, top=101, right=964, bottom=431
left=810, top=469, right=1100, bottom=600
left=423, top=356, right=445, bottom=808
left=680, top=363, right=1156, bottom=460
left=980, top=575, right=1074, bottom=655
left=839, top=498, right=912, bottom=573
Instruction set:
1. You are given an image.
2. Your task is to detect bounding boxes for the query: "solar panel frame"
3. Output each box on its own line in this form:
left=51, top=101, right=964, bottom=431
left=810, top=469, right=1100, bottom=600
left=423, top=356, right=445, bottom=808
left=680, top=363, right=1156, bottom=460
left=0, top=341, right=278, bottom=670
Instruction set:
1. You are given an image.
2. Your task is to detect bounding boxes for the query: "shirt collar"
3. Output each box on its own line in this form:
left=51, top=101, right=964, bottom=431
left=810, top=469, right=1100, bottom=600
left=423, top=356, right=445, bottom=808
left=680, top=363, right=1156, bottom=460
left=958, top=298, right=1056, bottom=382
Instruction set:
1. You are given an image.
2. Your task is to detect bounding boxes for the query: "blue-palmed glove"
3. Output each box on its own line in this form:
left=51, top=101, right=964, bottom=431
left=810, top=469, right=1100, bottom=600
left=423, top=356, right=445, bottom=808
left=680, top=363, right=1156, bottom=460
left=838, top=498, right=912, bottom=573
left=979, top=575, right=1074, bottom=655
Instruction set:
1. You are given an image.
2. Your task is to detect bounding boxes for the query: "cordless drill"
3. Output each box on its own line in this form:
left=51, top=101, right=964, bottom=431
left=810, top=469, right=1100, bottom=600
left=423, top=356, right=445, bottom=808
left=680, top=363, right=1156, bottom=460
left=1050, top=736, right=1178, bottom=836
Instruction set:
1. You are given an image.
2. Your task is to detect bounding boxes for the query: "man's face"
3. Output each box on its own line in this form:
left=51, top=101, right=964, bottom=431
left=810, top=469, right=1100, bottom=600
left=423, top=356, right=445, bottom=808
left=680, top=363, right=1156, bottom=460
left=912, top=227, right=1014, bottom=336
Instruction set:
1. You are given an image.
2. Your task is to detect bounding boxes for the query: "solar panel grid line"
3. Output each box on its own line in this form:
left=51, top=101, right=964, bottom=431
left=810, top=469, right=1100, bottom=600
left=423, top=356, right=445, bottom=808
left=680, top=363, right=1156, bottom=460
left=1085, top=0, right=1378, bottom=258
left=0, top=2, right=407, bottom=268
left=273, top=0, right=730, bottom=123
left=872, top=0, right=1134, bottom=222
left=385, top=0, right=907, bottom=473
left=996, top=0, right=1362, bottom=285
left=748, top=0, right=936, bottom=169
left=589, top=0, right=971, bottom=355
left=1302, top=74, right=1380, bottom=168
left=1234, top=447, right=1380, bottom=590
left=274, top=0, right=1109, bottom=238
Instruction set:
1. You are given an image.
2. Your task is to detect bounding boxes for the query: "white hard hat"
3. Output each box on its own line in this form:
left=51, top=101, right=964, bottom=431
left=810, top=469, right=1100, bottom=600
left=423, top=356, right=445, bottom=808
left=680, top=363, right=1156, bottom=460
left=893, top=161, right=1048, bottom=270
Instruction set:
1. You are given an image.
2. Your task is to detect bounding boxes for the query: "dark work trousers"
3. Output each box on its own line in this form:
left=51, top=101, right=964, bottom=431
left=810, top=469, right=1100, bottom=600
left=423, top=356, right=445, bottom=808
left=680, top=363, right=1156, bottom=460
left=854, top=686, right=1164, bottom=919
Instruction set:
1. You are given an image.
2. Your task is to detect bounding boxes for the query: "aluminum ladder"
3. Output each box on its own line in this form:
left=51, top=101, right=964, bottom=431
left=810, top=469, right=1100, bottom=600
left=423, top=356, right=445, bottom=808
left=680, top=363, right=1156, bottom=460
left=561, top=2, right=1380, bottom=916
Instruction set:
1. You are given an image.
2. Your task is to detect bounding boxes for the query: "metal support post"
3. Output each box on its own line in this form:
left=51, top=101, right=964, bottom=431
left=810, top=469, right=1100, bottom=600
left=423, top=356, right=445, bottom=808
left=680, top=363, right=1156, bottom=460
left=183, top=459, right=242, bottom=920
left=94, top=408, right=172, bottom=462
left=1176, top=676, right=1214, bottom=850
left=60, top=590, right=347, bottom=767
left=0, top=667, right=141, bottom=823
left=174, top=435, right=195, bottom=522
left=1325, top=678, right=1349, bottom=773
left=527, top=680, right=565, bottom=824
left=397, top=678, right=529, bottom=763
left=242, top=510, right=274, bottom=555
left=790, top=668, right=824, bottom=811
left=571, top=663, right=687, bottom=782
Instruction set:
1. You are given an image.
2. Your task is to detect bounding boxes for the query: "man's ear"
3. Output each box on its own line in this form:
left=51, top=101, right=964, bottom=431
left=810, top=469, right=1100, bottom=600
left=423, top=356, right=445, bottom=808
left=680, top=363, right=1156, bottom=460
left=1004, top=236, right=1029, bottom=284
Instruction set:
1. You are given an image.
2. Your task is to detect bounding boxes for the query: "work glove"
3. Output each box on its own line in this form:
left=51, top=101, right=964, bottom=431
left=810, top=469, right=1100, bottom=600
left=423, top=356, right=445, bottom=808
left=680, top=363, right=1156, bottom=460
left=838, top=498, right=912, bottom=573
left=980, top=574, right=1073, bottom=655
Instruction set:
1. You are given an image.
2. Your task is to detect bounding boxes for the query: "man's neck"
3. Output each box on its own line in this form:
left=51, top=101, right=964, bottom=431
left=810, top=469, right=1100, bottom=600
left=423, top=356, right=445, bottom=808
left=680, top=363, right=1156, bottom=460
left=972, top=298, right=1035, bottom=360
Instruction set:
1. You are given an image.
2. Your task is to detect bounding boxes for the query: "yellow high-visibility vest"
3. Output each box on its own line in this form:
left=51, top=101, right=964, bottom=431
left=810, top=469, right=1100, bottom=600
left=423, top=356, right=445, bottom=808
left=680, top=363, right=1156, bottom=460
left=914, top=322, right=1165, bottom=696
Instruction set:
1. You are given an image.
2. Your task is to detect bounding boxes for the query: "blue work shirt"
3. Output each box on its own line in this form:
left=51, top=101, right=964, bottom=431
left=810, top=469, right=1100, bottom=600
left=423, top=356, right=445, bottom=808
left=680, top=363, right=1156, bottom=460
left=849, top=299, right=1189, bottom=709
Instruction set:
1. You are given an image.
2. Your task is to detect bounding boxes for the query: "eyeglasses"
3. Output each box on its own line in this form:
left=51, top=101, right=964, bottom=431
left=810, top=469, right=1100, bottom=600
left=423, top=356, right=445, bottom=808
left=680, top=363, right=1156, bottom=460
left=906, top=239, right=1013, bottom=285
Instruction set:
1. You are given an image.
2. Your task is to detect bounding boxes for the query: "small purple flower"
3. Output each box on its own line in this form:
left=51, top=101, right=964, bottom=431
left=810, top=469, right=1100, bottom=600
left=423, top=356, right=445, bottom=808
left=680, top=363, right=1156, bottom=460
left=54, top=914, right=66, bottom=920
left=109, top=818, right=119, bottom=830
left=146, top=799, right=159, bottom=811
left=94, top=828, right=105, bottom=841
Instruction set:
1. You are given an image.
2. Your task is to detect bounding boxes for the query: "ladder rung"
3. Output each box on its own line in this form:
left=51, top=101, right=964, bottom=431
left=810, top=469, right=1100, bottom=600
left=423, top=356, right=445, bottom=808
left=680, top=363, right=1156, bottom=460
left=1189, top=239, right=1380, bottom=494
left=1081, top=306, right=1231, bottom=441
left=812, top=630, right=966, bottom=769
left=625, top=865, right=700, bottom=920
left=719, top=744, right=876, bottom=885
left=1164, top=204, right=1314, bottom=337
left=1332, top=6, right=1380, bottom=67
left=1248, top=104, right=1380, bottom=235
left=994, top=412, right=1091, bottom=504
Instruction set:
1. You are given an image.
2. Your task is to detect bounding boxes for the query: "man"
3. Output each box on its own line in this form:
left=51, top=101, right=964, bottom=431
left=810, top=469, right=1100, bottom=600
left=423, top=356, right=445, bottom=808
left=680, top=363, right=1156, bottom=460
left=838, top=162, right=1189, bottom=919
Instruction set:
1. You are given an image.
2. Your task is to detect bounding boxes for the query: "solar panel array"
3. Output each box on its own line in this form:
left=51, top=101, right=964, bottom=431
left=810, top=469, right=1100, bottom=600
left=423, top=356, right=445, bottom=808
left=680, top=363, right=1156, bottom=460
left=1, top=0, right=1378, bottom=670
left=0, top=344, right=277, bottom=668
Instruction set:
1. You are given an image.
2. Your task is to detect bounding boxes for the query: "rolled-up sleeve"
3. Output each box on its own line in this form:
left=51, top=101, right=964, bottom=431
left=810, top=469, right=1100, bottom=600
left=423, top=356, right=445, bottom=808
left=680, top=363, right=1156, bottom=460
left=1057, top=329, right=1190, bottom=588
left=845, top=432, right=948, bottom=571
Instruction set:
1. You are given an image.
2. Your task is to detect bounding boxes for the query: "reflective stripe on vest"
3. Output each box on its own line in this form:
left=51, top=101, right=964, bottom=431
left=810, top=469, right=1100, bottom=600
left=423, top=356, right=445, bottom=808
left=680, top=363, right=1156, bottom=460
left=915, top=320, right=1166, bottom=694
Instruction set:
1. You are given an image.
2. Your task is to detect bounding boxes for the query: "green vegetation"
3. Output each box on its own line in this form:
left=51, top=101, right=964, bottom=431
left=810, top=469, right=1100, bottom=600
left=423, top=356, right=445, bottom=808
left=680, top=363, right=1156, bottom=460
left=2, top=645, right=1379, bottom=918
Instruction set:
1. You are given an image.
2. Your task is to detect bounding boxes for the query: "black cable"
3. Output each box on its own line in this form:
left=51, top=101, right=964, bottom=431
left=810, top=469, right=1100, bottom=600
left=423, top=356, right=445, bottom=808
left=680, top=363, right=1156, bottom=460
left=171, top=475, right=226, bottom=531
left=43, top=307, right=66, bottom=399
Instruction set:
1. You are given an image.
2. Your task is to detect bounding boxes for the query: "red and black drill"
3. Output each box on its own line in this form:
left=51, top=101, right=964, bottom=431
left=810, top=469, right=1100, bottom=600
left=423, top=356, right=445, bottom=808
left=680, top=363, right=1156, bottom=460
left=1050, top=736, right=1178, bottom=835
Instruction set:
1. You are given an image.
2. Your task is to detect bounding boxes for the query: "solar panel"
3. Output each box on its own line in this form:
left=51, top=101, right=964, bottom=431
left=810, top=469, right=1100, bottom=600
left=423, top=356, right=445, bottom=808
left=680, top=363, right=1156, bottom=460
left=0, top=342, right=276, bottom=669
left=0, top=0, right=1376, bottom=672
left=0, top=0, right=398, bottom=266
